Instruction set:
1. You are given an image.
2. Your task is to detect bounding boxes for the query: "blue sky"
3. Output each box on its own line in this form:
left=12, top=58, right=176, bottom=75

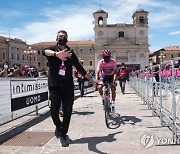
left=0, top=0, right=180, bottom=52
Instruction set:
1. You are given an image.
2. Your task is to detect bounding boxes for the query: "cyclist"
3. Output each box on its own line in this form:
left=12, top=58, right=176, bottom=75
left=96, top=49, right=117, bottom=113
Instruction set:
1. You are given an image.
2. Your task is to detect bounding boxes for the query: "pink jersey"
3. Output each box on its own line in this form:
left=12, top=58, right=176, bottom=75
left=97, top=59, right=117, bottom=76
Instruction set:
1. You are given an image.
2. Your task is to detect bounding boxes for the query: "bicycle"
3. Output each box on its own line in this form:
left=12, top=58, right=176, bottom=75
left=103, top=81, right=114, bottom=128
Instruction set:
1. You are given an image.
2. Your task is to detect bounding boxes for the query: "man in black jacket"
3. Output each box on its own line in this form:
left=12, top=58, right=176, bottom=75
left=42, top=30, right=95, bottom=147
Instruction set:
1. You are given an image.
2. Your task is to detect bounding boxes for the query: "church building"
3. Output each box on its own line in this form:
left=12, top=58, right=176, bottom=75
left=93, top=8, right=149, bottom=70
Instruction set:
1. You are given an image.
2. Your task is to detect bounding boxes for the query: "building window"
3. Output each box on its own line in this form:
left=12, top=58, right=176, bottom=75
left=139, top=16, right=144, bottom=24
left=38, top=62, right=41, bottom=67
left=119, top=31, right=124, bottom=38
left=178, top=53, right=180, bottom=57
left=89, top=60, right=93, bottom=66
left=89, top=48, right=92, bottom=53
left=34, top=57, right=35, bottom=61
left=11, top=53, right=13, bottom=59
left=38, top=50, right=41, bottom=55
left=171, top=54, right=174, bottom=58
left=3, top=53, right=5, bottom=59
left=22, top=55, right=24, bottom=60
left=80, top=48, right=83, bottom=53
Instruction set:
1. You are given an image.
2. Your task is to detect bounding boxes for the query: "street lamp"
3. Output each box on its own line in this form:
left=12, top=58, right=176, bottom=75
left=158, top=53, right=166, bottom=63
left=23, top=46, right=36, bottom=66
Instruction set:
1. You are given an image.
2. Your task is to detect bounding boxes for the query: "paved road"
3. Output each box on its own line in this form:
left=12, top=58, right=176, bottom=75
left=0, top=83, right=180, bottom=154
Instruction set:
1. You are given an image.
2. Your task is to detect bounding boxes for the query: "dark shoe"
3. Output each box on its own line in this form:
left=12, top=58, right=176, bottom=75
left=55, top=127, right=61, bottom=138
left=60, top=135, right=69, bottom=147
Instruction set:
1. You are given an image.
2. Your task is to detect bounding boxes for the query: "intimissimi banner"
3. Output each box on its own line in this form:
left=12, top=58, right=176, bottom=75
left=10, top=79, right=48, bottom=111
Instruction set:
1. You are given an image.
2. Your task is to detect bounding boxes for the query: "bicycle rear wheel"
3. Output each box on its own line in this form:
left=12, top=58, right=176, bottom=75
left=104, top=99, right=111, bottom=128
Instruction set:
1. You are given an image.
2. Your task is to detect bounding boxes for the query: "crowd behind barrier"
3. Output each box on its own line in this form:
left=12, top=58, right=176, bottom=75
left=0, top=77, right=95, bottom=126
left=129, top=57, right=180, bottom=142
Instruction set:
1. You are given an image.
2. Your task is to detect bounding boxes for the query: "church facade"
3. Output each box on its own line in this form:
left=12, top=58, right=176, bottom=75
left=93, top=8, right=149, bottom=70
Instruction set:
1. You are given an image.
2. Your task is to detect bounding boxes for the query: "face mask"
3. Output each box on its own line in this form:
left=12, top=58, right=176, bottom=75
left=104, top=57, right=110, bottom=63
left=57, top=37, right=67, bottom=46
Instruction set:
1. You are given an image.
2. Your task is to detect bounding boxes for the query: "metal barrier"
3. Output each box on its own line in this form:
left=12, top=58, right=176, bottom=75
left=0, top=77, right=49, bottom=125
left=129, top=57, right=180, bottom=142
left=0, top=77, right=95, bottom=125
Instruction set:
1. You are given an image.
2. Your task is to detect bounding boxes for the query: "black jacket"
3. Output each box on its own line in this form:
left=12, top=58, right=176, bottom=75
left=42, top=45, right=87, bottom=87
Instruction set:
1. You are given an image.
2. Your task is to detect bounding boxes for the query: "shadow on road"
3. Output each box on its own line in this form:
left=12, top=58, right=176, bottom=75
left=74, top=90, right=96, bottom=100
left=107, top=114, right=142, bottom=129
left=72, top=110, right=95, bottom=116
left=70, top=131, right=122, bottom=154
left=124, top=92, right=136, bottom=94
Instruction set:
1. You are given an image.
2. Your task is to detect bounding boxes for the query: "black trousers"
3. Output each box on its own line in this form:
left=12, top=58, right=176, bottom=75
left=49, top=85, right=74, bottom=137
left=119, top=79, right=126, bottom=93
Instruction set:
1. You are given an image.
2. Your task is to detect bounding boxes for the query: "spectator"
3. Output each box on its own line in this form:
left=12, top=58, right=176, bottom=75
left=116, top=63, right=129, bottom=94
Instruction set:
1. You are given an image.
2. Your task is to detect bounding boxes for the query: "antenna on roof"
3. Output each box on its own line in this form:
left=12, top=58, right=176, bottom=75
left=99, top=4, right=102, bottom=9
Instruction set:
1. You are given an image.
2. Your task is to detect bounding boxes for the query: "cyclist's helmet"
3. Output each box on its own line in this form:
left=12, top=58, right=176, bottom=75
left=102, top=49, right=111, bottom=57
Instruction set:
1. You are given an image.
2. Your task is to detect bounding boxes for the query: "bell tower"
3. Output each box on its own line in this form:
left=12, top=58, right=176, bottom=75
left=132, top=9, right=148, bottom=26
left=93, top=9, right=108, bottom=26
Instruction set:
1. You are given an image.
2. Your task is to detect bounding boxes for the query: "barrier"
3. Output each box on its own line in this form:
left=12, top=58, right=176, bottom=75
left=0, top=77, right=95, bottom=125
left=0, top=78, right=49, bottom=125
left=129, top=57, right=180, bottom=142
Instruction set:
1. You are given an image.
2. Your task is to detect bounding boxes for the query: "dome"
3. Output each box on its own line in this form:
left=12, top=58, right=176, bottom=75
left=94, top=9, right=107, bottom=13
left=134, top=9, right=148, bottom=14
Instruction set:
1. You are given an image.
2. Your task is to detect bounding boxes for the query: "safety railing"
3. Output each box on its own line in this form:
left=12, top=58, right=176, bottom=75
left=129, top=57, right=180, bottom=142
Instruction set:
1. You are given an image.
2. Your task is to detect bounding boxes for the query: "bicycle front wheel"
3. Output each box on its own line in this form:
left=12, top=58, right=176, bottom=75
left=104, top=100, right=111, bottom=128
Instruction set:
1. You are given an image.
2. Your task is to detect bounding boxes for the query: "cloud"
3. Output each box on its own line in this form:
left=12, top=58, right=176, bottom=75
left=8, top=4, right=96, bottom=43
left=1, top=0, right=180, bottom=46
left=169, top=31, right=180, bottom=35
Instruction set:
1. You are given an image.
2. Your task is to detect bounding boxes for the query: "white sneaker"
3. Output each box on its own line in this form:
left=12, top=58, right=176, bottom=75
left=111, top=103, right=115, bottom=113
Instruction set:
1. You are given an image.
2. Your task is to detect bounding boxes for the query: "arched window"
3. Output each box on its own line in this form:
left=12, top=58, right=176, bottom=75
left=119, top=31, right=124, bottom=38
left=139, top=16, right=144, bottom=24
left=98, top=16, right=103, bottom=25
